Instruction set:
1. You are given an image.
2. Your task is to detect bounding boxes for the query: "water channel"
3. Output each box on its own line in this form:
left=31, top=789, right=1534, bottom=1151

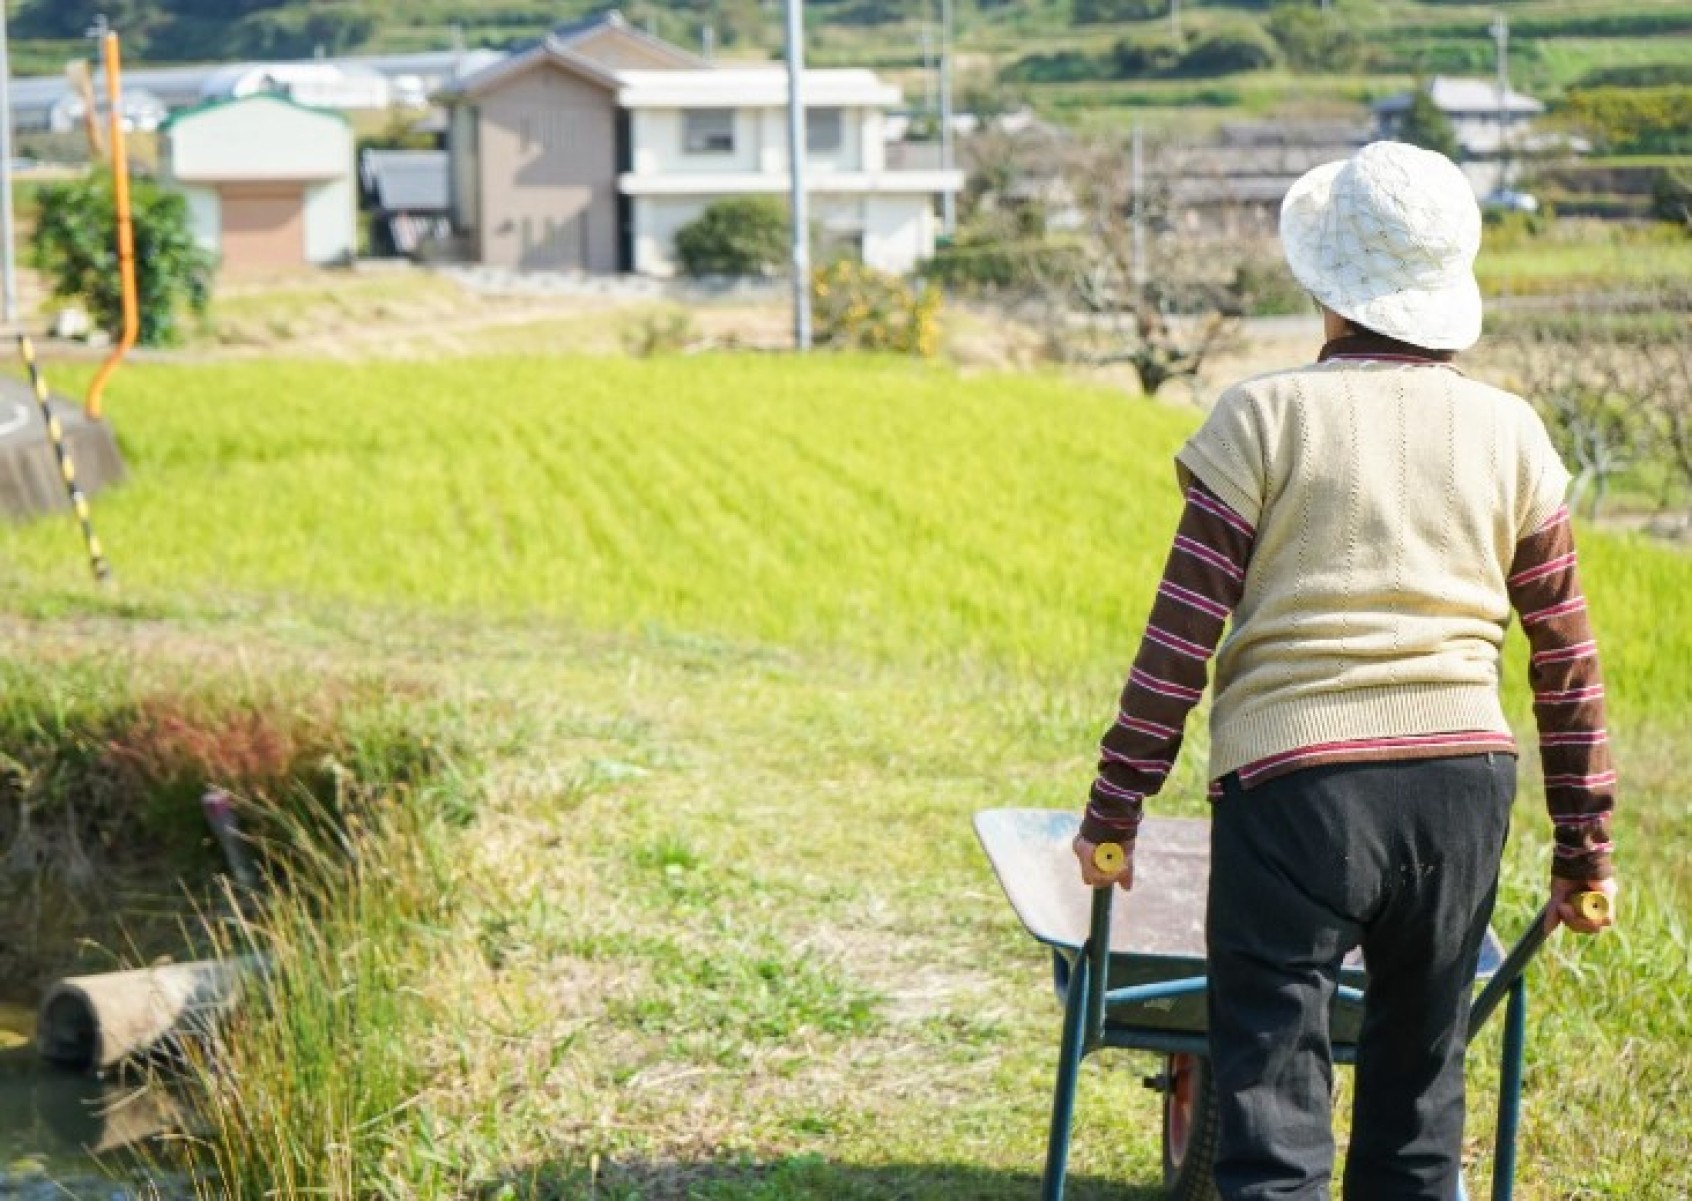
left=0, top=998, right=176, bottom=1198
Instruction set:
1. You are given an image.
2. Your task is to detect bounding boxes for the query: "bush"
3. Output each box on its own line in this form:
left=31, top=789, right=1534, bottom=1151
left=923, top=230, right=1087, bottom=295
left=1558, top=87, right=1692, bottom=156
left=1229, top=258, right=1309, bottom=317
left=812, top=261, right=941, bottom=357
left=674, top=196, right=790, bottom=278
left=621, top=306, right=701, bottom=357
left=1072, top=0, right=1164, bottom=23
left=1578, top=63, right=1692, bottom=90
left=1177, top=22, right=1281, bottom=76
left=1113, top=33, right=1186, bottom=77
left=32, top=170, right=215, bottom=347
left=1004, top=49, right=1113, bottom=84
left=1653, top=169, right=1692, bottom=229
left=1267, top=2, right=1365, bottom=72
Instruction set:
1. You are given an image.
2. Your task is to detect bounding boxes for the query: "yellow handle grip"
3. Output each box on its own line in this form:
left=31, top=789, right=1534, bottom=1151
left=1572, top=890, right=1612, bottom=924
left=1092, top=842, right=1127, bottom=875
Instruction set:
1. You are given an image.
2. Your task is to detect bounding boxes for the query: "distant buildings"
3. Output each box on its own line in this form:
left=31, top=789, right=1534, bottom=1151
left=439, top=12, right=963, bottom=275
left=198, top=62, right=395, bottom=112
left=1373, top=77, right=1548, bottom=195
left=44, top=87, right=169, bottom=135
left=1172, top=121, right=1371, bottom=233
left=8, top=50, right=501, bottom=135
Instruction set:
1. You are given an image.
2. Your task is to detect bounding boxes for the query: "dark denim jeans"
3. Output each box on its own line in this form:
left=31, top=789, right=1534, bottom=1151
left=1206, top=753, right=1516, bottom=1201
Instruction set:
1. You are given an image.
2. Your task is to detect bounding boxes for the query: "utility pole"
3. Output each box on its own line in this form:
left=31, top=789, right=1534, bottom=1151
left=784, top=0, right=811, bottom=350
left=920, top=24, right=937, bottom=130
left=1131, top=121, right=1147, bottom=292
left=0, top=0, right=18, bottom=327
left=939, top=0, right=956, bottom=235
left=1490, top=10, right=1511, bottom=187
left=1170, top=0, right=1181, bottom=41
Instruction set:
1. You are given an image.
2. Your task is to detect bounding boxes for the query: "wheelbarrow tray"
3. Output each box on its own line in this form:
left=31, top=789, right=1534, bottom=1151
left=974, top=808, right=1506, bottom=1051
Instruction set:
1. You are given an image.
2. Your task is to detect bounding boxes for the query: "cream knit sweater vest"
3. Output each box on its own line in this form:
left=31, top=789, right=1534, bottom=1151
left=1176, top=359, right=1572, bottom=783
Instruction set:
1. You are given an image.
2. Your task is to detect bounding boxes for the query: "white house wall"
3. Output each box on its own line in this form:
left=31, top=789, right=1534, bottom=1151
left=304, top=177, right=358, bottom=264
left=633, top=191, right=936, bottom=276
left=633, top=110, right=761, bottom=176
left=630, top=106, right=866, bottom=178
left=179, top=185, right=222, bottom=257
left=167, top=98, right=352, bottom=182
left=862, top=196, right=933, bottom=275
left=632, top=196, right=712, bottom=276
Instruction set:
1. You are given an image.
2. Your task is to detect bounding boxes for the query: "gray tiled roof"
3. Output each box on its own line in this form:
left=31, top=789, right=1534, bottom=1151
left=361, top=150, right=450, bottom=212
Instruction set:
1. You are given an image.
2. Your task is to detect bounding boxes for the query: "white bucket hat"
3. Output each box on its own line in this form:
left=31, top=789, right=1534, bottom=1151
left=1280, top=140, right=1484, bottom=351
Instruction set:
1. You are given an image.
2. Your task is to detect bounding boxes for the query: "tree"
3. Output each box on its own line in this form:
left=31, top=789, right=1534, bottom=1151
left=1072, top=0, right=1163, bottom=24
left=673, top=197, right=789, bottom=278
left=33, top=172, right=215, bottom=347
left=1398, top=86, right=1462, bottom=160
left=1560, top=86, right=1692, bottom=156
left=1505, top=306, right=1649, bottom=519
left=1021, top=135, right=1244, bottom=397
left=14, top=0, right=150, bottom=38
left=1113, top=33, right=1185, bottom=77
left=1652, top=168, right=1692, bottom=230
left=1178, top=21, right=1281, bottom=75
left=1267, top=3, right=1365, bottom=72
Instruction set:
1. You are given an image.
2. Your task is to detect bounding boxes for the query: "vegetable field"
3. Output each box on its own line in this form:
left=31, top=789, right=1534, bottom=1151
left=0, top=354, right=1687, bottom=1198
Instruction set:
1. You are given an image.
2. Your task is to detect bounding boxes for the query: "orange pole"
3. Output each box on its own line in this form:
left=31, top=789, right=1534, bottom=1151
left=85, top=32, right=138, bottom=422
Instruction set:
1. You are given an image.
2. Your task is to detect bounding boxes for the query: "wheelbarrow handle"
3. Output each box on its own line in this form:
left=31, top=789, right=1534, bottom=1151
left=1470, top=902, right=1555, bottom=1033
left=1084, top=885, right=1114, bottom=1046
left=1470, top=887, right=1613, bottom=1033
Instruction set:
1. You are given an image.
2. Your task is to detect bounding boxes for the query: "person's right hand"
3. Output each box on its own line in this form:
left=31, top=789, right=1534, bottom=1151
left=1545, top=875, right=1618, bottom=935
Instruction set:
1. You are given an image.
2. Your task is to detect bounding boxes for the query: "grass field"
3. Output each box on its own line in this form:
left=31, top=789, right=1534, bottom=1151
left=1476, top=223, right=1692, bottom=296
left=1, top=353, right=1688, bottom=1198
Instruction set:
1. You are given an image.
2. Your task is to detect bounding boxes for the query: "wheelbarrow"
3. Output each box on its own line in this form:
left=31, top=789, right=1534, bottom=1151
left=975, top=808, right=1562, bottom=1201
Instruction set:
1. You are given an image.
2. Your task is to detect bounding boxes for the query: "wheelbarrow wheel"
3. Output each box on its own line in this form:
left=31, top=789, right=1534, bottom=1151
left=1161, top=1052, right=1220, bottom=1200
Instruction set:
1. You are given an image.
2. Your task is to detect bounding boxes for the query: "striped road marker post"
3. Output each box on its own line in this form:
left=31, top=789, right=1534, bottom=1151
left=18, top=335, right=110, bottom=583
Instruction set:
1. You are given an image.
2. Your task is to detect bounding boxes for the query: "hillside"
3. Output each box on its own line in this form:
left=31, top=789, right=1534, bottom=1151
left=10, top=0, right=1692, bottom=127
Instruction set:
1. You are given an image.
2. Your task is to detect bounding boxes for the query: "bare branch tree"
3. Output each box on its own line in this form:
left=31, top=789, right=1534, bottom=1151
left=1636, top=317, right=1692, bottom=520
left=1505, top=300, right=1657, bottom=520
left=1002, top=131, right=1250, bottom=397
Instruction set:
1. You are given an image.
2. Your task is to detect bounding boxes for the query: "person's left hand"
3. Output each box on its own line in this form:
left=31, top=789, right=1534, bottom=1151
left=1073, top=835, right=1135, bottom=891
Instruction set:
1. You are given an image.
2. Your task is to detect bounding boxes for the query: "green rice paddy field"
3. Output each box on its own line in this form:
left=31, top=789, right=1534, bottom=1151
left=1, top=354, right=1687, bottom=1198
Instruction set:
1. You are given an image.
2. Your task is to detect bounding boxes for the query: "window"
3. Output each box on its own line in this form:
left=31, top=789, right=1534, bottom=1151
left=683, top=110, right=735, bottom=155
left=806, top=107, right=843, bottom=154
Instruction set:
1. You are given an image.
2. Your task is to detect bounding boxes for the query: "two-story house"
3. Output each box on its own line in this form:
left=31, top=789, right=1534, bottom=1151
left=441, top=12, right=962, bottom=275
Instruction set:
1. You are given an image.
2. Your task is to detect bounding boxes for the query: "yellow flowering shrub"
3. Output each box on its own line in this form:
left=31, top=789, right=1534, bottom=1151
left=811, top=261, right=942, bottom=358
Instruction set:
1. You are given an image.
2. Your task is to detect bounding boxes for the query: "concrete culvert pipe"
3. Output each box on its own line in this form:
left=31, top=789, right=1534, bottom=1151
left=36, top=957, right=259, bottom=1074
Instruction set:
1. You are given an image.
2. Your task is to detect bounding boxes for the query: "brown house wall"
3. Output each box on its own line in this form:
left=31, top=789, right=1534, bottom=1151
left=477, top=65, right=618, bottom=272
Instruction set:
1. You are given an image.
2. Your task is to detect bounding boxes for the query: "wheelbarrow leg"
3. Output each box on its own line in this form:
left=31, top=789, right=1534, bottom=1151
left=1491, top=976, right=1528, bottom=1201
left=1043, top=948, right=1091, bottom=1201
